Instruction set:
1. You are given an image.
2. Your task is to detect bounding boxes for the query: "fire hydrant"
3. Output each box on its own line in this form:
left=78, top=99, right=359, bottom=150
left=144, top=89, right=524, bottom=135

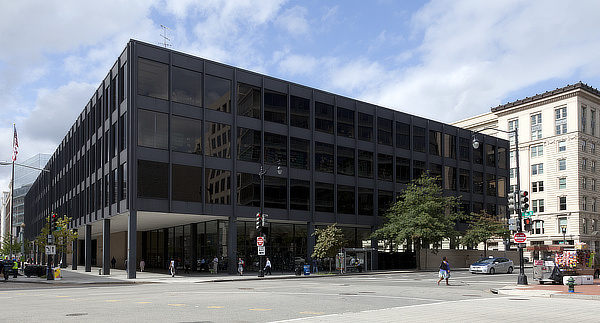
left=566, top=277, right=576, bottom=293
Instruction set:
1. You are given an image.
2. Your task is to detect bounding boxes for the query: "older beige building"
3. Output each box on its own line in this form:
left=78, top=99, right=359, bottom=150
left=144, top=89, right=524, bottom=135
left=454, top=82, right=600, bottom=258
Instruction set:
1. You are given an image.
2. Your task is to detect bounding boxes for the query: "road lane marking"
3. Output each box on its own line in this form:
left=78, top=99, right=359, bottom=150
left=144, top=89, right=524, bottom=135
left=168, top=304, right=185, bottom=306
left=106, top=300, right=120, bottom=302
left=135, top=302, right=152, bottom=304
left=299, top=311, right=325, bottom=315
left=207, top=306, right=224, bottom=308
left=250, top=308, right=272, bottom=311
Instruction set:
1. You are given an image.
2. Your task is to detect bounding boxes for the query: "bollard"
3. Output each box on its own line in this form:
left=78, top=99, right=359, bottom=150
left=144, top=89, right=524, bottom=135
left=99, top=268, right=102, bottom=275
left=566, top=277, right=576, bottom=293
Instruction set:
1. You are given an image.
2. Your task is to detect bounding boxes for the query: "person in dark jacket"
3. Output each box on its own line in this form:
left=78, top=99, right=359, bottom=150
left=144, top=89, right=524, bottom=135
left=437, top=256, right=451, bottom=285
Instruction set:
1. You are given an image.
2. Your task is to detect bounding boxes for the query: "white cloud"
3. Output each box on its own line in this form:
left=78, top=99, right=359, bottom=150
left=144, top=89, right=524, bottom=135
left=275, top=5, right=309, bottom=36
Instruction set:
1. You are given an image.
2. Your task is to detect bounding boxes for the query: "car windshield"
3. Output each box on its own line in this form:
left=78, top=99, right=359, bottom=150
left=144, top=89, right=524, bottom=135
left=477, top=258, right=495, bottom=264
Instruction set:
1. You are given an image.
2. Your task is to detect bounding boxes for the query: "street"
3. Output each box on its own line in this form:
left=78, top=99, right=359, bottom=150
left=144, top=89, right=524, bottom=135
left=0, top=270, right=597, bottom=322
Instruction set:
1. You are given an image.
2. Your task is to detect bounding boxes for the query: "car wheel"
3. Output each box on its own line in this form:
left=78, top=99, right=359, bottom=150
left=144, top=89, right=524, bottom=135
left=507, top=266, right=513, bottom=274
left=489, top=267, right=495, bottom=275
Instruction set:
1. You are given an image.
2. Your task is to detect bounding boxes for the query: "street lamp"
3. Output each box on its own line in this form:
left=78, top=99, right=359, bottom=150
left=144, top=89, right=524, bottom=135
left=561, top=225, right=567, bottom=245
left=20, top=223, right=25, bottom=273
left=257, top=160, right=283, bottom=277
left=472, top=127, right=528, bottom=285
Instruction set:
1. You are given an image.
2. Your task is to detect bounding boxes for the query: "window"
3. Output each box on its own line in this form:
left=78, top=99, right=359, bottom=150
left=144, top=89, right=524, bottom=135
left=358, top=188, right=373, bottom=216
left=582, top=177, right=587, bottom=190
left=498, top=147, right=507, bottom=169
left=510, top=150, right=516, bottom=165
left=264, top=132, right=287, bottom=165
left=172, top=66, right=202, bottom=106
left=558, top=159, right=566, bottom=171
left=315, top=142, right=334, bottom=173
left=532, top=181, right=544, bottom=192
left=237, top=83, right=261, bottom=118
left=137, top=109, right=168, bottom=149
left=558, top=217, right=567, bottom=233
left=337, top=185, right=355, bottom=214
left=508, top=119, right=518, bottom=146
left=171, top=116, right=202, bottom=154
left=237, top=128, right=260, bottom=162
left=559, top=197, right=567, bottom=211
left=290, top=137, right=310, bottom=170
left=444, top=134, right=456, bottom=159
left=556, top=107, right=567, bottom=134
left=205, top=122, right=231, bottom=158
left=264, top=90, right=287, bottom=124
left=138, top=58, right=168, bottom=100
left=592, top=179, right=596, bottom=191
left=582, top=158, right=587, bottom=171
left=396, top=122, right=410, bottom=150
left=531, top=113, right=542, bottom=140
left=290, top=179, right=310, bottom=211
left=582, top=197, right=588, bottom=211
left=532, top=199, right=544, bottom=213
left=378, top=154, right=393, bottom=181
left=337, top=146, right=355, bottom=176
left=509, top=168, right=516, bottom=179
left=531, top=145, right=543, bottom=157
left=581, top=140, right=587, bottom=152
left=315, top=182, right=334, bottom=212
left=429, top=130, right=442, bottom=156
left=582, top=106, right=587, bottom=133
left=486, top=173, right=496, bottom=197
left=459, top=137, right=470, bottom=161
left=473, top=171, right=483, bottom=194
left=137, top=160, right=168, bottom=198
left=395, top=157, right=409, bottom=183
left=358, top=150, right=373, bottom=178
left=592, top=160, right=597, bottom=173
left=593, top=199, right=597, bottom=212
left=592, top=110, right=596, bottom=136
left=534, top=220, right=544, bottom=235
left=531, top=163, right=544, bottom=175
left=591, top=143, right=596, bottom=154
left=315, top=101, right=334, bottom=134
left=378, top=117, right=393, bottom=146
left=558, top=141, right=566, bottom=152
left=205, top=75, right=231, bottom=113
left=413, top=126, right=426, bottom=152
left=358, top=112, right=373, bottom=142
left=559, top=177, right=567, bottom=189
left=290, top=95, right=310, bottom=129
left=173, top=164, right=203, bottom=202
left=337, top=107, right=354, bottom=138
left=459, top=169, right=470, bottom=192
left=486, top=144, right=496, bottom=167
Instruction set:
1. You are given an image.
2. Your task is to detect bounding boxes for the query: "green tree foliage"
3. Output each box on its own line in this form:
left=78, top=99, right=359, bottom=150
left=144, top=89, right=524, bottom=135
left=373, top=174, right=464, bottom=270
left=34, top=215, right=78, bottom=263
left=312, top=223, right=346, bottom=273
left=0, top=233, right=21, bottom=258
left=460, top=212, right=510, bottom=257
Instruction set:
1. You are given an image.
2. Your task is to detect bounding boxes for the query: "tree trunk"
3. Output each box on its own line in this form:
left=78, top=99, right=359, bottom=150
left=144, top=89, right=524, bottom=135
left=415, top=239, right=422, bottom=270
left=483, top=240, right=487, bottom=257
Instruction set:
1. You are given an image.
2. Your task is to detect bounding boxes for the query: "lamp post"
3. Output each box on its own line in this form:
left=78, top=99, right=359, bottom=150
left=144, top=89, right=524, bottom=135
left=472, top=127, right=528, bottom=285
left=257, top=160, right=283, bottom=277
left=561, top=225, right=567, bottom=244
left=20, top=223, right=25, bottom=273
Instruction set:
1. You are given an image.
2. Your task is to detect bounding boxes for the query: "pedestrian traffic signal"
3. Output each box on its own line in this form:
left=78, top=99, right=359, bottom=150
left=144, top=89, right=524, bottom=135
left=523, top=218, right=532, bottom=231
left=519, top=190, right=529, bottom=211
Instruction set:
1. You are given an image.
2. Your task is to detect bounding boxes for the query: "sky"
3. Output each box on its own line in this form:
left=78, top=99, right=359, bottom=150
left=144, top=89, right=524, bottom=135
left=2, top=0, right=600, bottom=192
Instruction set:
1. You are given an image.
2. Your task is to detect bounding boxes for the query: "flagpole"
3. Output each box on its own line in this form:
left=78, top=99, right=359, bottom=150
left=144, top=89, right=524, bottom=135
left=10, top=124, right=15, bottom=259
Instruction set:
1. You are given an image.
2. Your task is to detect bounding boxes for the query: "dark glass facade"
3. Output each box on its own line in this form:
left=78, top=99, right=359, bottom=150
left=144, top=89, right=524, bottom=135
left=24, top=40, right=509, bottom=276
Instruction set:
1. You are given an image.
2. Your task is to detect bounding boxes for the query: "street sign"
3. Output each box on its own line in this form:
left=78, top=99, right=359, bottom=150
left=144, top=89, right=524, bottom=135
left=257, top=236, right=264, bottom=246
left=522, top=211, right=534, bottom=218
left=258, top=246, right=265, bottom=255
left=514, top=232, right=527, bottom=243
left=45, top=245, right=56, bottom=255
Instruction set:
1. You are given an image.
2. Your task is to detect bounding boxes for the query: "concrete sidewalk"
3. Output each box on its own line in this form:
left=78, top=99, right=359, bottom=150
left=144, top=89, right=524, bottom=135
left=496, top=280, right=600, bottom=300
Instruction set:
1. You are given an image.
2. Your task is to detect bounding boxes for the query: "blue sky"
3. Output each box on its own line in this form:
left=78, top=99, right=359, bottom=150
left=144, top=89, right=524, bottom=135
left=2, top=0, right=600, bottom=191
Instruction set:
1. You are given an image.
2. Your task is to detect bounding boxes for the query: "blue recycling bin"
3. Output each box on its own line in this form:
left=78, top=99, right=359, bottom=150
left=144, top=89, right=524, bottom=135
left=303, top=265, right=310, bottom=276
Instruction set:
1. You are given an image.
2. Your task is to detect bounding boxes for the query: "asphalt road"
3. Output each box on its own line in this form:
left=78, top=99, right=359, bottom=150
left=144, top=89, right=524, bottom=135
left=0, top=270, right=596, bottom=322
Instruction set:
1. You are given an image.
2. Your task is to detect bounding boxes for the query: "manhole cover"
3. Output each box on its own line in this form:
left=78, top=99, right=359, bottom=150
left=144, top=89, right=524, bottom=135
left=66, top=313, right=88, bottom=317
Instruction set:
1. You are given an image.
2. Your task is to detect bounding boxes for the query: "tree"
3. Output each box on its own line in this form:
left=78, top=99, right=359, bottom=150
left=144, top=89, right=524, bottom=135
left=373, top=174, right=464, bottom=270
left=34, top=215, right=78, bottom=266
left=312, top=223, right=346, bottom=273
left=0, top=233, right=21, bottom=257
left=460, top=212, right=510, bottom=257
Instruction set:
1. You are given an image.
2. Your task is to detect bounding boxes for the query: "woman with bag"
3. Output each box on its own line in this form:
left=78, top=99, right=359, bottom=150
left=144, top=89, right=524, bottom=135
left=437, top=256, right=450, bottom=285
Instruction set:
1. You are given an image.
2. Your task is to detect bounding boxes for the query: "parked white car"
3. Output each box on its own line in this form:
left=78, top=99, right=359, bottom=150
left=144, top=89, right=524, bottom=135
left=469, top=257, right=514, bottom=274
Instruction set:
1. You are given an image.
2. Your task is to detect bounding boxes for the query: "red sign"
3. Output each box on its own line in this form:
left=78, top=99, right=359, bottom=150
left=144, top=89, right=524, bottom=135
left=257, top=237, right=264, bottom=246
left=514, top=232, right=527, bottom=243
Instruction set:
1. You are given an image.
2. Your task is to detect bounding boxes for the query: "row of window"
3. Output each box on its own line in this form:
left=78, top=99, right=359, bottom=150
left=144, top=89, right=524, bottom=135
left=507, top=107, right=569, bottom=144
left=581, top=105, right=598, bottom=136
left=531, top=217, right=599, bottom=236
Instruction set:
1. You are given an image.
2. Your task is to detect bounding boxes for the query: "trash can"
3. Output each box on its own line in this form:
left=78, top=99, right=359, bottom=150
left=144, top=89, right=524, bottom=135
left=295, top=266, right=302, bottom=276
left=303, top=265, right=310, bottom=276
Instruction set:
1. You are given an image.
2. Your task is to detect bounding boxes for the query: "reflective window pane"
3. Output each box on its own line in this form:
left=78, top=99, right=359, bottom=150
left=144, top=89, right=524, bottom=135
left=337, top=107, right=354, bottom=138
left=237, top=172, right=260, bottom=207
left=172, top=66, right=202, bottom=106
left=264, top=90, right=287, bottom=124
left=205, top=168, right=231, bottom=204
left=237, top=127, right=261, bottom=162
left=237, top=83, right=261, bottom=118
left=315, top=142, right=334, bottom=173
left=138, top=160, right=168, bottom=198
left=358, top=150, right=373, bottom=178
left=205, top=122, right=231, bottom=158
left=377, top=117, right=392, bottom=146
left=205, top=75, right=231, bottom=112
left=290, top=95, right=309, bottom=129
left=337, top=146, right=355, bottom=176
left=358, top=188, right=373, bottom=216
left=315, top=102, right=334, bottom=134
left=291, top=179, right=310, bottom=211
left=138, top=109, right=168, bottom=149
left=358, top=112, right=373, bottom=142
left=173, top=164, right=202, bottom=202
left=138, top=58, right=168, bottom=100
left=315, top=182, right=334, bottom=212
left=172, top=116, right=202, bottom=154
left=337, top=185, right=355, bottom=214
left=264, top=132, right=287, bottom=165
left=290, top=137, right=309, bottom=170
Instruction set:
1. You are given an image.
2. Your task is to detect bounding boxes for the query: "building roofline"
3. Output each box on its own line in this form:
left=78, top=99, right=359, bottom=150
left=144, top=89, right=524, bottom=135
left=490, top=81, right=600, bottom=113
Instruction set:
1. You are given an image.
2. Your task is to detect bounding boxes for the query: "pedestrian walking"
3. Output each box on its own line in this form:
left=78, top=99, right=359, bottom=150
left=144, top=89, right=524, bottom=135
left=437, top=256, right=451, bottom=285
left=139, top=259, right=145, bottom=272
left=212, top=256, right=218, bottom=274
left=169, top=259, right=176, bottom=277
left=264, top=258, right=272, bottom=275
left=111, top=257, right=116, bottom=268
left=312, top=258, right=318, bottom=273
left=184, top=259, right=190, bottom=274
left=237, top=258, right=245, bottom=276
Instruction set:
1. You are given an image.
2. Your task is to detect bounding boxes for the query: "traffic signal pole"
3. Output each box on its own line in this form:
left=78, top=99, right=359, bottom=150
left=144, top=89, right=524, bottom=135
left=513, top=130, right=528, bottom=285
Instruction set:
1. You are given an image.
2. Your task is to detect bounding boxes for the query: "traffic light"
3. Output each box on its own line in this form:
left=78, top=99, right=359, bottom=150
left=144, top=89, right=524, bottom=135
left=51, top=214, right=57, bottom=231
left=255, top=212, right=262, bottom=231
left=520, top=190, right=529, bottom=211
left=508, top=193, right=516, bottom=214
left=523, top=218, right=532, bottom=231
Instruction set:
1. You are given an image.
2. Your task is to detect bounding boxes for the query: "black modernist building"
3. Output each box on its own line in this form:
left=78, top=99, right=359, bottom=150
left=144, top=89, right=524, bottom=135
left=24, top=40, right=509, bottom=278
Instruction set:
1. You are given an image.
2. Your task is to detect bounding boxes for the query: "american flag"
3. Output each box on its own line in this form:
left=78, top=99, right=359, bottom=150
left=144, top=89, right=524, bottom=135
left=12, top=125, right=18, bottom=162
